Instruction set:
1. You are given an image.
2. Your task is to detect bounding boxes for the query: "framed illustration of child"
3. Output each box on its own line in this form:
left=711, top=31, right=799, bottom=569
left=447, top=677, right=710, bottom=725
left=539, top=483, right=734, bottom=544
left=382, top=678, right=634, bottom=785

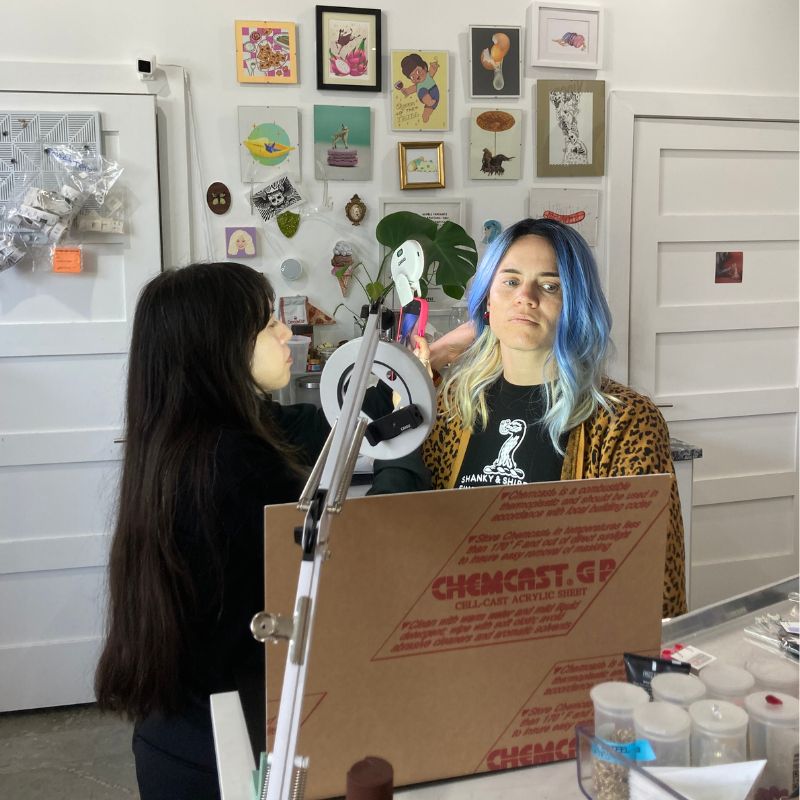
left=391, top=49, right=449, bottom=131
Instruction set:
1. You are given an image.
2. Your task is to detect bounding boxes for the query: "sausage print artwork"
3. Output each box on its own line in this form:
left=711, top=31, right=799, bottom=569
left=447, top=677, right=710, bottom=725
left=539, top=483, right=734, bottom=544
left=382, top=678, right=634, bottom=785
left=528, top=188, right=599, bottom=246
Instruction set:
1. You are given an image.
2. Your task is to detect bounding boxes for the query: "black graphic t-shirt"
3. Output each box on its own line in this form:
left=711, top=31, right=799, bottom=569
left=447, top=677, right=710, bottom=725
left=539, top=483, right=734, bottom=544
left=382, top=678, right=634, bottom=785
left=456, top=378, right=565, bottom=488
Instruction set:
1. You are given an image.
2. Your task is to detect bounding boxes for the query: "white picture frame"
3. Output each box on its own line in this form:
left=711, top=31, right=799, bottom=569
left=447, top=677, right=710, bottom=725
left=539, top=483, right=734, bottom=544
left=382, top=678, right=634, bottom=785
left=528, top=187, right=599, bottom=246
left=379, top=197, right=466, bottom=313
left=530, top=2, right=604, bottom=70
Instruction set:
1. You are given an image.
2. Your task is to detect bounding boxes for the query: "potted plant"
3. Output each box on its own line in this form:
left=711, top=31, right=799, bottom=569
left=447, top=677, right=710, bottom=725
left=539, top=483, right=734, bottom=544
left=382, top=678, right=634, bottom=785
left=334, top=211, right=478, bottom=332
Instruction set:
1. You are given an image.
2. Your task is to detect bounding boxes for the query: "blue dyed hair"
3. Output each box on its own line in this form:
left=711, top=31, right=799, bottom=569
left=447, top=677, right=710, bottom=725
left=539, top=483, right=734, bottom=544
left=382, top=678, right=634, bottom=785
left=446, top=217, right=615, bottom=450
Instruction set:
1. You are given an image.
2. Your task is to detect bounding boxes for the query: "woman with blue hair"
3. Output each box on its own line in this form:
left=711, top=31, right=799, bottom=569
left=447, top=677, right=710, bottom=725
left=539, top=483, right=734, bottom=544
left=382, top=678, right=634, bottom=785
left=418, top=217, right=686, bottom=617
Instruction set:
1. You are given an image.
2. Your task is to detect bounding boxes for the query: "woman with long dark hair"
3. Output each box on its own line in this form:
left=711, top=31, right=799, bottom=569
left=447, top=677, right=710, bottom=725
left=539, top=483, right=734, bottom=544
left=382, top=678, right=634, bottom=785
left=95, top=262, right=364, bottom=798
left=421, top=218, right=687, bottom=617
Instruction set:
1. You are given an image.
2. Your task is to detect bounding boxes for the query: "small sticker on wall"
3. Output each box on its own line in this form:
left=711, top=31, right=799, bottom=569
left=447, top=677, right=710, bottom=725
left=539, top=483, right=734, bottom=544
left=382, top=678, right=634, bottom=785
left=226, top=227, right=257, bottom=257
left=715, top=251, right=743, bottom=284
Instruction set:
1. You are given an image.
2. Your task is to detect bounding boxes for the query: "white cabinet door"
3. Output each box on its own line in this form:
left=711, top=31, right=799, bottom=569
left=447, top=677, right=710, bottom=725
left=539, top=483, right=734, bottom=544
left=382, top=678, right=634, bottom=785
left=0, top=91, right=161, bottom=710
left=628, top=116, right=799, bottom=609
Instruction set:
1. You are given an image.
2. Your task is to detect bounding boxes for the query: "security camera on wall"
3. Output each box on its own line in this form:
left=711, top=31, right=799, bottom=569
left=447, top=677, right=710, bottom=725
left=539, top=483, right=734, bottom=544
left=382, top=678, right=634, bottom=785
left=137, top=56, right=157, bottom=80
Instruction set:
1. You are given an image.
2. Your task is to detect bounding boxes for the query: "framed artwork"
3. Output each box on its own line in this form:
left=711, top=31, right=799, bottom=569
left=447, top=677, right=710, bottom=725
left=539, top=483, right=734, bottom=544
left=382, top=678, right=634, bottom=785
left=238, top=106, right=300, bottom=183
left=530, top=2, right=604, bottom=70
left=398, top=141, right=445, bottom=190
left=225, top=226, right=258, bottom=257
left=391, top=50, right=449, bottom=131
left=528, top=187, right=599, bottom=245
left=379, top=197, right=465, bottom=312
left=315, top=6, right=382, bottom=91
left=536, top=79, right=605, bottom=177
left=469, top=108, right=522, bottom=180
left=468, top=26, right=522, bottom=98
left=234, top=21, right=298, bottom=83
left=313, top=105, right=372, bottom=181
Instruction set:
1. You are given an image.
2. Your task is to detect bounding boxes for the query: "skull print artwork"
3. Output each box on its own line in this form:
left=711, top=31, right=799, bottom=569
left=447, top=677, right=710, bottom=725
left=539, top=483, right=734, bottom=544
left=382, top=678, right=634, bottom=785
left=251, top=174, right=304, bottom=222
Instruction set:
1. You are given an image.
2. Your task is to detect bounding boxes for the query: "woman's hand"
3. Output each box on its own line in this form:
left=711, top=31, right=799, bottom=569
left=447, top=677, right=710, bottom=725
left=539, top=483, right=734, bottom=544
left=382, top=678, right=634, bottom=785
left=428, top=322, right=476, bottom=371
left=409, top=334, right=433, bottom=378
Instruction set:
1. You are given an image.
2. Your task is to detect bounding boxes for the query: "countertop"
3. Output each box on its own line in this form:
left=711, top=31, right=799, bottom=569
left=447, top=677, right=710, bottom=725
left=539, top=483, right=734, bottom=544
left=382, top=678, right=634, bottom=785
left=670, top=437, right=703, bottom=461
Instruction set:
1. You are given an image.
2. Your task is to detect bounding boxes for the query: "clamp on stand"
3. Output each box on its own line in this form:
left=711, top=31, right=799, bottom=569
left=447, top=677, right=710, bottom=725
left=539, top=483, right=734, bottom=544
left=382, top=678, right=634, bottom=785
left=250, top=296, right=435, bottom=800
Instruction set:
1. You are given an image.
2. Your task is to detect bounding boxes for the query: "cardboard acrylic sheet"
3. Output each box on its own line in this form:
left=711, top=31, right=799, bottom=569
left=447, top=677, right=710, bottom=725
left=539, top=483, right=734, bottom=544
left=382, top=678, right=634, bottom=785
left=263, top=473, right=672, bottom=798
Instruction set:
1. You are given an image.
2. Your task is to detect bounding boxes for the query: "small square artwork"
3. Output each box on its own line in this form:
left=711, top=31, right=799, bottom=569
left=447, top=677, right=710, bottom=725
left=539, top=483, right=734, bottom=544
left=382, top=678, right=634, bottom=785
left=251, top=174, right=304, bottom=222
left=391, top=50, right=449, bottom=131
left=239, top=106, right=300, bottom=183
left=313, top=105, right=372, bottom=181
left=469, top=108, right=522, bottom=180
left=528, top=187, right=599, bottom=245
left=225, top=227, right=258, bottom=258
left=715, top=251, right=743, bottom=283
left=235, top=21, right=298, bottom=83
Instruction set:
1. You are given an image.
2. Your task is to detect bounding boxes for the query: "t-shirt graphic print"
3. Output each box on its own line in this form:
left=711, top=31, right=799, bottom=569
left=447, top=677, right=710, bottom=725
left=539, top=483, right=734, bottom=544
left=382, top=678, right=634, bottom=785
left=456, top=379, right=564, bottom=488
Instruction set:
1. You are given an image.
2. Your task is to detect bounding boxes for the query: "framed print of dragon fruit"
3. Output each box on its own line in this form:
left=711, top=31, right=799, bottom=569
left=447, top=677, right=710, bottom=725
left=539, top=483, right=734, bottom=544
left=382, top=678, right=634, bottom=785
left=315, top=6, right=382, bottom=91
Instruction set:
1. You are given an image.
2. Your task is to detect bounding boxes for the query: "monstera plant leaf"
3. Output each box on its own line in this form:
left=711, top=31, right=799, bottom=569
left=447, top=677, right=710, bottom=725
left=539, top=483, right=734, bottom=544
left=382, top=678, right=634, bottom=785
left=375, top=212, right=478, bottom=300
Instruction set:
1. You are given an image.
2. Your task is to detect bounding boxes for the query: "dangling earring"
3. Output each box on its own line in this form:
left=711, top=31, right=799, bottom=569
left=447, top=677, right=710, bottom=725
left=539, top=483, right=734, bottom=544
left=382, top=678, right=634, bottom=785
left=483, top=310, right=490, bottom=322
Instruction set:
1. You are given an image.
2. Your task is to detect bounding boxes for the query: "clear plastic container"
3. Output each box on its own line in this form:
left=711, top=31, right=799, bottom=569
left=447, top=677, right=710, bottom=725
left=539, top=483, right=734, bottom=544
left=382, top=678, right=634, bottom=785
left=744, top=691, right=799, bottom=799
left=651, top=672, right=706, bottom=709
left=633, top=701, right=691, bottom=766
left=590, top=681, right=650, bottom=740
left=697, top=663, right=755, bottom=707
left=288, top=335, right=311, bottom=375
left=745, top=657, right=799, bottom=697
left=688, top=699, right=748, bottom=766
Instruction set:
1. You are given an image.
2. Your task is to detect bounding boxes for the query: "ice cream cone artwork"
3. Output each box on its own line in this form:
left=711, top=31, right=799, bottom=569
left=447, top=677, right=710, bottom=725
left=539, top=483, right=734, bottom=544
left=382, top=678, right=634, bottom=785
left=331, top=241, right=355, bottom=296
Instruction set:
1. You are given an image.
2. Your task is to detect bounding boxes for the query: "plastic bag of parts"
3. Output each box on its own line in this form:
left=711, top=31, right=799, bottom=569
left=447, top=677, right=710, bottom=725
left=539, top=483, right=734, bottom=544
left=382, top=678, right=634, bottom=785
left=48, top=145, right=124, bottom=207
left=76, top=188, right=127, bottom=235
left=6, top=182, right=86, bottom=245
left=0, top=233, right=26, bottom=272
left=0, top=147, right=124, bottom=273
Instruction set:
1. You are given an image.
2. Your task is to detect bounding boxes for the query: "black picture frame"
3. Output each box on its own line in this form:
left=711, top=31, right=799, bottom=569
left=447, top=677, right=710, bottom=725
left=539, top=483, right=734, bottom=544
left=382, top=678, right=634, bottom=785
left=315, top=5, right=382, bottom=92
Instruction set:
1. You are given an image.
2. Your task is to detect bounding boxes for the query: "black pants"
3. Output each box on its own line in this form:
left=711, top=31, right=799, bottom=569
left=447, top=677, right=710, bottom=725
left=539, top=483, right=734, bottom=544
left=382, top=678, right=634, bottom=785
left=133, top=701, right=220, bottom=800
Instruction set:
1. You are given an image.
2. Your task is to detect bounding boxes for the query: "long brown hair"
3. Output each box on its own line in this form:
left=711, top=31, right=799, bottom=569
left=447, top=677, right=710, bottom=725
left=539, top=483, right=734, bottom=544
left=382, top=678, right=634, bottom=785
left=95, top=262, right=299, bottom=719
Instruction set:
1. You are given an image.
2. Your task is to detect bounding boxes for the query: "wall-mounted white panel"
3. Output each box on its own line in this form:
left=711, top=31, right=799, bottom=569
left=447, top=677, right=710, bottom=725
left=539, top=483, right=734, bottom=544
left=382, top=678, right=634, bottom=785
left=667, top=414, right=797, bottom=480
left=660, top=148, right=798, bottom=214
left=654, top=328, right=797, bottom=395
left=692, top=496, right=796, bottom=563
left=0, top=353, right=126, bottom=431
left=657, top=241, right=799, bottom=307
left=0, top=461, right=118, bottom=540
left=0, top=247, right=126, bottom=324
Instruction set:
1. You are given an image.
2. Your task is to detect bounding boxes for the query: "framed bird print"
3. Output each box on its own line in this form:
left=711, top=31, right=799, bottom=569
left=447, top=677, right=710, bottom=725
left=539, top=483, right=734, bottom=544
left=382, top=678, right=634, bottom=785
left=238, top=106, right=300, bottom=183
left=469, top=108, right=522, bottom=180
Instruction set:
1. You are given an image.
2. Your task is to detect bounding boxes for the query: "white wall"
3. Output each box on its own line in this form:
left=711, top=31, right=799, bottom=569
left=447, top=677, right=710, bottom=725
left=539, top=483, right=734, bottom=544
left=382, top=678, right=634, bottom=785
left=2, top=0, right=798, bottom=345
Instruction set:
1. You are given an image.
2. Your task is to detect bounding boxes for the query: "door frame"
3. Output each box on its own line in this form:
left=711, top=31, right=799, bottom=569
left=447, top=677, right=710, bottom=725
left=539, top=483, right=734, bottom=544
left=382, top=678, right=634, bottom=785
left=0, top=61, right=192, bottom=270
left=606, top=91, right=799, bottom=383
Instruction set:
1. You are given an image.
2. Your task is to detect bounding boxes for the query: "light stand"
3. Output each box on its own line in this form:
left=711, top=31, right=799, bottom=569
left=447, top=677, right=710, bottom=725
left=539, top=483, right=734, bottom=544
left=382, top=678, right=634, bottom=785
left=249, top=297, right=435, bottom=800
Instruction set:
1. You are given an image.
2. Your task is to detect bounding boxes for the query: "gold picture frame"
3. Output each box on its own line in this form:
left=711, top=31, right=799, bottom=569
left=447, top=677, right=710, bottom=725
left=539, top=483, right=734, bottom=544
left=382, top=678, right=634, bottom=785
left=398, top=141, right=445, bottom=190
left=536, top=79, right=605, bottom=177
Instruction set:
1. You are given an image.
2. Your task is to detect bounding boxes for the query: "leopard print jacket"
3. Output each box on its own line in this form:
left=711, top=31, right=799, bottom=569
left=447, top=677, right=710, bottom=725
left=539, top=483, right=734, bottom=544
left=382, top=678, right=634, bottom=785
left=421, top=378, right=687, bottom=618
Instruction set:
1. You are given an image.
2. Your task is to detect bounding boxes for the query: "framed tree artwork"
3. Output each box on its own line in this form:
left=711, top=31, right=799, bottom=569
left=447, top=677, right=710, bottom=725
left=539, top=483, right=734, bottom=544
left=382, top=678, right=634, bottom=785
left=536, top=79, right=605, bottom=177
